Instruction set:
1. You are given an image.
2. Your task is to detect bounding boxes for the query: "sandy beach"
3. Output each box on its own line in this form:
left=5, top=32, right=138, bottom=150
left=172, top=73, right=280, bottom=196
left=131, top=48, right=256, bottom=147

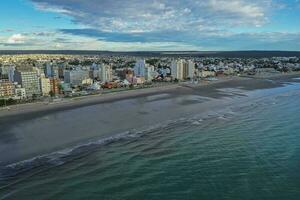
left=1, top=73, right=300, bottom=167
left=1, top=73, right=297, bottom=119
left=0, top=76, right=238, bottom=119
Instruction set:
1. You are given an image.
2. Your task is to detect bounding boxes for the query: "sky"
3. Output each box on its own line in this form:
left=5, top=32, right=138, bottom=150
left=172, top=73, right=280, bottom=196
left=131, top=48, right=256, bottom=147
left=0, top=0, right=299, bottom=51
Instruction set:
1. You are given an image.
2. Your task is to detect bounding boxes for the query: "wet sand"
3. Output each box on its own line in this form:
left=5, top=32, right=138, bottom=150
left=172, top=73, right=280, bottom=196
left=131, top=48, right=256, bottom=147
left=0, top=74, right=300, bottom=166
left=0, top=74, right=295, bottom=119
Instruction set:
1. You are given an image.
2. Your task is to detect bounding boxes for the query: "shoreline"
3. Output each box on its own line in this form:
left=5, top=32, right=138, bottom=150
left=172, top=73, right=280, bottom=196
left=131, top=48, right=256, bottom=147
left=1, top=73, right=300, bottom=120
left=0, top=76, right=240, bottom=119
left=0, top=73, right=300, bottom=167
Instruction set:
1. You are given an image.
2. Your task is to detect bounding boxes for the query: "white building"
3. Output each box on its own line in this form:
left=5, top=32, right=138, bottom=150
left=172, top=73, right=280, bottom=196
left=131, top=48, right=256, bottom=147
left=134, top=59, right=146, bottom=77
left=145, top=65, right=156, bottom=81
left=171, top=59, right=195, bottom=80
left=14, top=69, right=41, bottom=97
left=40, top=74, right=51, bottom=96
left=0, top=64, right=10, bottom=78
left=64, top=69, right=90, bottom=86
left=15, top=85, right=26, bottom=99
left=171, top=59, right=184, bottom=80
left=188, top=60, right=195, bottom=79
left=100, top=64, right=112, bottom=83
left=198, top=70, right=216, bottom=78
left=8, top=65, right=15, bottom=82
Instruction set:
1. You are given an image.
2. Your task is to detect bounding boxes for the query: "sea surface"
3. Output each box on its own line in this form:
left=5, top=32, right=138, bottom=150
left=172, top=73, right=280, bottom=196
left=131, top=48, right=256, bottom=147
left=1, top=81, right=300, bottom=200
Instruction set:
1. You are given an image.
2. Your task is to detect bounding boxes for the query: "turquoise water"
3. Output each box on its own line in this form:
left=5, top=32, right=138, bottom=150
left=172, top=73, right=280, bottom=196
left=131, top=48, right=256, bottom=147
left=1, top=83, right=300, bottom=200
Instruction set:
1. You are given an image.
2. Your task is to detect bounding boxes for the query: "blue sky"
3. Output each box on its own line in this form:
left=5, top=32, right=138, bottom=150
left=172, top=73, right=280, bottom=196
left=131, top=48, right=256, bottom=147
left=0, top=0, right=299, bottom=51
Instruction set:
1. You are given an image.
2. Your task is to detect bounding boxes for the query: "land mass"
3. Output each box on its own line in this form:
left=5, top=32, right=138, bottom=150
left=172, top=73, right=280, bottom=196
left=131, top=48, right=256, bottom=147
left=1, top=50, right=300, bottom=58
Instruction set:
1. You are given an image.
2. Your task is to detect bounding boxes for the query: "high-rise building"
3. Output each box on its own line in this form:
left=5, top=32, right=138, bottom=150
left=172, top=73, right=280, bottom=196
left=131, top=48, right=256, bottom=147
left=0, top=80, right=15, bottom=97
left=171, top=59, right=194, bottom=80
left=64, top=69, right=90, bottom=86
left=145, top=65, right=156, bottom=81
left=45, top=63, right=59, bottom=78
left=40, top=74, right=51, bottom=96
left=14, top=68, right=41, bottom=97
left=100, top=64, right=113, bottom=82
left=0, top=64, right=14, bottom=79
left=171, top=59, right=184, bottom=80
left=134, top=59, right=146, bottom=77
left=50, top=78, right=60, bottom=95
left=183, top=61, right=189, bottom=79
left=188, top=60, right=195, bottom=79
left=8, top=65, right=15, bottom=82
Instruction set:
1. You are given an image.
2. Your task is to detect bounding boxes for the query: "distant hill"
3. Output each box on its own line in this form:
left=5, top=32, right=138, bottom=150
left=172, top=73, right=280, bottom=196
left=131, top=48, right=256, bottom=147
left=0, top=50, right=299, bottom=58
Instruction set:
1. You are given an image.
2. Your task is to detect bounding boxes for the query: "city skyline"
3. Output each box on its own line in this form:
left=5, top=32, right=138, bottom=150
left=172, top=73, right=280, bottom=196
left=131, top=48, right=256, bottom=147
left=0, top=0, right=300, bottom=51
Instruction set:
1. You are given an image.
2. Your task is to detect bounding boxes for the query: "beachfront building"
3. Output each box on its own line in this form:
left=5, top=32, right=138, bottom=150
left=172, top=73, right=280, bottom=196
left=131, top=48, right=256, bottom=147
left=134, top=59, right=146, bottom=77
left=171, top=59, right=185, bottom=80
left=64, top=69, right=90, bottom=86
left=100, top=64, right=113, bottom=83
left=188, top=60, right=196, bottom=79
left=183, top=61, right=189, bottom=79
left=90, top=63, right=99, bottom=80
left=40, top=74, right=51, bottom=96
left=14, top=68, right=41, bottom=98
left=15, top=85, right=26, bottom=99
left=50, top=78, right=61, bottom=95
left=223, top=67, right=236, bottom=75
left=145, top=65, right=156, bottom=81
left=126, top=71, right=134, bottom=84
left=0, top=80, right=15, bottom=97
left=198, top=70, right=216, bottom=78
left=171, top=59, right=196, bottom=80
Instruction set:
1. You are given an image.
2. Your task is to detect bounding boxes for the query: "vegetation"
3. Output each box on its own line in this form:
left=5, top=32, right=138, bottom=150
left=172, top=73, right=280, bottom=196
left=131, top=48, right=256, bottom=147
left=0, top=98, right=18, bottom=107
left=146, top=58, right=159, bottom=66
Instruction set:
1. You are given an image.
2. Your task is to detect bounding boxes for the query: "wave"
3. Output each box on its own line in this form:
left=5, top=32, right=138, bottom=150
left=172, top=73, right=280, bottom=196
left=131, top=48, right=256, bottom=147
left=0, top=108, right=237, bottom=182
left=0, top=131, right=140, bottom=181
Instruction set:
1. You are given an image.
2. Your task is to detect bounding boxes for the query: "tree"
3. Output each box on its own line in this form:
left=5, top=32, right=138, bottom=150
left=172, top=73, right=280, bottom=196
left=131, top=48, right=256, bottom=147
left=32, top=94, right=38, bottom=100
left=49, top=91, right=55, bottom=97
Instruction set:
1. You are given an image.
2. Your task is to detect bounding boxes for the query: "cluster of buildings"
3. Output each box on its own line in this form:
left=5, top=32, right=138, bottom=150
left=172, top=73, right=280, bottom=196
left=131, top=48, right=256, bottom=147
left=0, top=65, right=60, bottom=100
left=1, top=54, right=300, bottom=102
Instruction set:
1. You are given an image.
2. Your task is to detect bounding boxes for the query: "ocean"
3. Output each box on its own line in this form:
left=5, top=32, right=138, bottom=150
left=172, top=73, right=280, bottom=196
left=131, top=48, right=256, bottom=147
left=1, top=79, right=300, bottom=200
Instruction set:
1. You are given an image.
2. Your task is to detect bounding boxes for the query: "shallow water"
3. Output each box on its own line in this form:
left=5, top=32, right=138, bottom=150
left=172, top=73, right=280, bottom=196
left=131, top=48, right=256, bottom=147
left=1, top=82, right=300, bottom=200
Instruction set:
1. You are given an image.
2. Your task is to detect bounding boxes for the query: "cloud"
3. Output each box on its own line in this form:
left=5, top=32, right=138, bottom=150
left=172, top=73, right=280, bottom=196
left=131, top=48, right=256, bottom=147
left=32, top=32, right=56, bottom=37
left=57, top=27, right=300, bottom=51
left=59, top=28, right=189, bottom=43
left=7, top=34, right=27, bottom=44
left=31, top=0, right=271, bottom=33
left=0, top=0, right=298, bottom=50
left=0, top=29, right=15, bottom=33
left=0, top=33, right=53, bottom=47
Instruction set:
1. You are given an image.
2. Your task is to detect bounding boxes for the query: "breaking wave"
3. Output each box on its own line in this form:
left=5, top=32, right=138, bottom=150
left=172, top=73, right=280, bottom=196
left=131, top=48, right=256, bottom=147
left=0, top=109, right=236, bottom=182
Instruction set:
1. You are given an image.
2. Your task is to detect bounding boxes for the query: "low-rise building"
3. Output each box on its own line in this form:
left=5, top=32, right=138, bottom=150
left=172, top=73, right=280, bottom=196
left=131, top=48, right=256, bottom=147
left=15, top=85, right=26, bottom=99
left=198, top=70, right=216, bottom=78
left=0, top=80, right=15, bottom=97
